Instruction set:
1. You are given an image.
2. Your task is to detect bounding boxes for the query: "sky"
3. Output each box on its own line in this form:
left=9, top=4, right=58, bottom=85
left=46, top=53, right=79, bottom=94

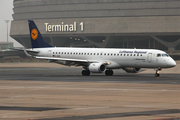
left=0, top=0, right=22, bottom=47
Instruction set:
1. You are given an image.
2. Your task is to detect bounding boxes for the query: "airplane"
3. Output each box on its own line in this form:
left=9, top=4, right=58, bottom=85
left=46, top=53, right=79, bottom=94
left=24, top=20, right=176, bottom=77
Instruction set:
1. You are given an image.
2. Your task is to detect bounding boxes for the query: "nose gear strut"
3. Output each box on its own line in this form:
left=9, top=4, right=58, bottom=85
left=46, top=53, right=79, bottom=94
left=155, top=67, right=161, bottom=77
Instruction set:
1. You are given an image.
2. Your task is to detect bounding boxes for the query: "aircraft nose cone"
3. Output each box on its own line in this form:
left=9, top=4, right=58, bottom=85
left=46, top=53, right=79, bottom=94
left=168, top=59, right=176, bottom=67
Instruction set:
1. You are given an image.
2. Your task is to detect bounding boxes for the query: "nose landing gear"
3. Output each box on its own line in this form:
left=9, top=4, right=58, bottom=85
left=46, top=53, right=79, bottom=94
left=155, top=67, right=161, bottom=77
left=155, top=70, right=160, bottom=77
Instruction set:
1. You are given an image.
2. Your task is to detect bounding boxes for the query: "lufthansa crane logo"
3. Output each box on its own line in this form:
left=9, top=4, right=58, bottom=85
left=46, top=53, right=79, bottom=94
left=31, top=28, right=38, bottom=40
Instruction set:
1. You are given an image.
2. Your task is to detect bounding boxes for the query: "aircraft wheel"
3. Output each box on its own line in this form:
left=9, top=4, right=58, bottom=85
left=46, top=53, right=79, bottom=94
left=109, top=70, right=114, bottom=76
left=105, top=70, right=113, bottom=76
left=155, top=69, right=160, bottom=77
left=155, top=73, right=160, bottom=77
left=86, top=70, right=90, bottom=76
left=105, top=70, right=109, bottom=76
left=82, top=70, right=90, bottom=76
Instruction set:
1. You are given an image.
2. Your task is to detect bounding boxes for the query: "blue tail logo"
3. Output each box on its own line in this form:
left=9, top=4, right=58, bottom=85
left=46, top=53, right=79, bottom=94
left=28, top=20, right=52, bottom=48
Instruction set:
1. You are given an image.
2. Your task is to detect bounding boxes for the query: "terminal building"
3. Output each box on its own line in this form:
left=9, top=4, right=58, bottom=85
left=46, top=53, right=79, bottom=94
left=10, top=0, right=180, bottom=58
left=0, top=42, right=13, bottom=50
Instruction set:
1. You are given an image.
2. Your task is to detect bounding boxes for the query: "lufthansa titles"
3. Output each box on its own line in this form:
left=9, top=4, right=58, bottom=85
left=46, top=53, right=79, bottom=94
left=119, top=50, right=147, bottom=54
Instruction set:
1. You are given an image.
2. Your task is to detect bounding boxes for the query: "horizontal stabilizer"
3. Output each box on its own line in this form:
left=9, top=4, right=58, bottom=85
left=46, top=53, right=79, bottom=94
left=26, top=49, right=39, bottom=53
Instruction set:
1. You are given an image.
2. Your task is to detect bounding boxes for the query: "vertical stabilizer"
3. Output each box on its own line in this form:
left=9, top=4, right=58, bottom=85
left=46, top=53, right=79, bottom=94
left=28, top=20, right=52, bottom=48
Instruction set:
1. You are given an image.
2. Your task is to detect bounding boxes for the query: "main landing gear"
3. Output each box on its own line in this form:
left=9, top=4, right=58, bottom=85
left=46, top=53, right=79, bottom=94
left=155, top=67, right=162, bottom=77
left=105, top=70, right=114, bottom=76
left=82, top=70, right=90, bottom=76
left=82, top=69, right=114, bottom=76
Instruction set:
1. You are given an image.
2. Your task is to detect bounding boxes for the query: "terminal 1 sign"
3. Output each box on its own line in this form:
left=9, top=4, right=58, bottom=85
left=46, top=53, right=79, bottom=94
left=44, top=22, right=84, bottom=32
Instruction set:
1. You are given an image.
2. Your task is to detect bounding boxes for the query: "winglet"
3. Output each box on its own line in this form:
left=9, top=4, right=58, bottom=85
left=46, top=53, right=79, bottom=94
left=28, top=20, right=52, bottom=48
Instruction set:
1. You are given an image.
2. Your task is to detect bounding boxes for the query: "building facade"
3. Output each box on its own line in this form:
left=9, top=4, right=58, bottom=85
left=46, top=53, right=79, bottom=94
left=0, top=42, right=13, bottom=50
left=10, top=0, right=180, bottom=58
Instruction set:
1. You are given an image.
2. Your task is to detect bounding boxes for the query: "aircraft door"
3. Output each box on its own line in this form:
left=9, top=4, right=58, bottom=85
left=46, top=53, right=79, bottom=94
left=147, top=53, right=152, bottom=62
left=48, top=50, right=51, bottom=57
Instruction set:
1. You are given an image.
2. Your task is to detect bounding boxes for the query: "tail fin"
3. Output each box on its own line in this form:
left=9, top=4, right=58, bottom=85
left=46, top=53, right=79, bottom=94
left=28, top=20, right=52, bottom=48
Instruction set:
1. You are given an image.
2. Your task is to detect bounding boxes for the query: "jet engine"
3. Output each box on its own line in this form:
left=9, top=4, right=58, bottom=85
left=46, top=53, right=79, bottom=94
left=88, top=63, right=106, bottom=73
left=122, top=68, right=141, bottom=73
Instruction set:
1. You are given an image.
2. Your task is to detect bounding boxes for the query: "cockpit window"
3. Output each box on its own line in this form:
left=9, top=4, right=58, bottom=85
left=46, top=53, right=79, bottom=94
left=162, top=54, right=169, bottom=57
left=156, top=54, right=161, bottom=57
left=156, top=53, right=169, bottom=57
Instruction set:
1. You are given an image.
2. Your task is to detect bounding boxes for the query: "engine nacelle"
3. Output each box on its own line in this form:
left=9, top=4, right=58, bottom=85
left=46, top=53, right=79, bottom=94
left=88, top=63, right=106, bottom=73
left=123, top=68, right=141, bottom=73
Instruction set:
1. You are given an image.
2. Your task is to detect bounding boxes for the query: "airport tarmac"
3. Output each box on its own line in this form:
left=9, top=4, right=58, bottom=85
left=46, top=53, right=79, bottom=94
left=0, top=62, right=180, bottom=120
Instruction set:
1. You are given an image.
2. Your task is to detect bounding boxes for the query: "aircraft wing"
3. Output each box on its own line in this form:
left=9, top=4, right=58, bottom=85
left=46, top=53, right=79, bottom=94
left=36, top=56, right=100, bottom=64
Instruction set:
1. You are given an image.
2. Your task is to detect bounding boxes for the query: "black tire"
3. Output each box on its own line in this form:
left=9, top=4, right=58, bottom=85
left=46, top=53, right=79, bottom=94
left=105, top=70, right=110, bottom=76
left=105, top=70, right=113, bottom=76
left=109, top=70, right=113, bottom=76
left=86, top=70, right=90, bottom=76
left=82, top=70, right=86, bottom=76
left=82, top=70, right=90, bottom=76
left=155, top=73, right=160, bottom=77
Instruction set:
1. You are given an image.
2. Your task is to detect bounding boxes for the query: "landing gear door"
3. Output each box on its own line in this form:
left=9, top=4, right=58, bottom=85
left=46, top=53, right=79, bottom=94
left=48, top=50, right=51, bottom=57
left=148, top=53, right=152, bottom=62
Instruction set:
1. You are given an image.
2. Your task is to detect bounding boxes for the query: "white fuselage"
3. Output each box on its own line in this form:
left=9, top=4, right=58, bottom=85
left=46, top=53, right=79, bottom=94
left=32, top=47, right=176, bottom=69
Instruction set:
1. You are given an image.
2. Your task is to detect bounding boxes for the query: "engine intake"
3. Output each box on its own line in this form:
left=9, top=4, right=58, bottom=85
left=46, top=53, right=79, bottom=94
left=88, top=63, right=106, bottom=73
left=123, top=68, right=141, bottom=73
